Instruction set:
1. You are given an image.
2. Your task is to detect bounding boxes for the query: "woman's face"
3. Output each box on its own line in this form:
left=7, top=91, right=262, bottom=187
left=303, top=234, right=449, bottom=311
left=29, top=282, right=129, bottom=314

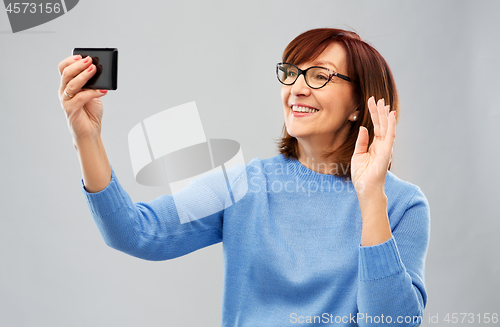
left=281, top=42, right=358, bottom=153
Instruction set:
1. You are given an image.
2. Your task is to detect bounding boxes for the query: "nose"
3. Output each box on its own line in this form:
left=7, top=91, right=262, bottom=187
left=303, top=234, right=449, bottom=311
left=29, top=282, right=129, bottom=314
left=290, top=73, right=311, bottom=97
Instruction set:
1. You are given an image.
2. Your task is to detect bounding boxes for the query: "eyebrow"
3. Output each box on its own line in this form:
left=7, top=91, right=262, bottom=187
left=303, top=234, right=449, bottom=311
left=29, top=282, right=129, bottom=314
left=311, top=60, right=338, bottom=71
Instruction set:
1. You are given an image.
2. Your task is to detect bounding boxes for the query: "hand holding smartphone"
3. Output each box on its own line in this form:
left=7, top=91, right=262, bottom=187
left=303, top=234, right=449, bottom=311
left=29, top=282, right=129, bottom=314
left=72, top=48, right=118, bottom=90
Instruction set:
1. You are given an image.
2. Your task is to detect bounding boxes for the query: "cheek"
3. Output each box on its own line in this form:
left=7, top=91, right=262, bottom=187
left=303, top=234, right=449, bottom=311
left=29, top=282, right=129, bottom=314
left=281, top=86, right=290, bottom=104
left=345, top=88, right=358, bottom=110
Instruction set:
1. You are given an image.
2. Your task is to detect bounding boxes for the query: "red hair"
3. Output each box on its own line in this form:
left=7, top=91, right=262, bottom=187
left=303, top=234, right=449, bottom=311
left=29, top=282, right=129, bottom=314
left=276, top=28, right=399, bottom=176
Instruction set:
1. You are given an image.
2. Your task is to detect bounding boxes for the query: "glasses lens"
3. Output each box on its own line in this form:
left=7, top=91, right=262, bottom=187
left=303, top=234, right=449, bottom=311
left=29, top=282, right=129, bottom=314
left=306, top=67, right=330, bottom=88
left=277, top=64, right=298, bottom=85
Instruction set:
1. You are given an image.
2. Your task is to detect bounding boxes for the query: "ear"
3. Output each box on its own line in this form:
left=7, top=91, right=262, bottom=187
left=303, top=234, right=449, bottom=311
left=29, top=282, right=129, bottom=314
left=348, top=108, right=360, bottom=122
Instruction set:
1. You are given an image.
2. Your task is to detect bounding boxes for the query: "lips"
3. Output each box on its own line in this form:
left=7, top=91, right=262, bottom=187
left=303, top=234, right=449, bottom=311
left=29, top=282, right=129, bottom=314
left=290, top=104, right=319, bottom=113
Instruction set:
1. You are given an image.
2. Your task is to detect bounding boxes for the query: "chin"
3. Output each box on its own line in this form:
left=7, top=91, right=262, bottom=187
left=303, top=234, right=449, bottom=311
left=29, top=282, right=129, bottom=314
left=285, top=128, right=308, bottom=140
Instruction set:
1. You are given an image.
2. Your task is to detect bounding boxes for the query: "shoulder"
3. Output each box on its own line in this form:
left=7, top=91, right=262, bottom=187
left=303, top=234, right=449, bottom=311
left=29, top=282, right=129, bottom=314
left=385, top=171, right=430, bottom=225
left=224, top=154, right=287, bottom=192
left=233, top=154, right=286, bottom=177
left=385, top=171, right=428, bottom=204
left=222, top=154, right=278, bottom=184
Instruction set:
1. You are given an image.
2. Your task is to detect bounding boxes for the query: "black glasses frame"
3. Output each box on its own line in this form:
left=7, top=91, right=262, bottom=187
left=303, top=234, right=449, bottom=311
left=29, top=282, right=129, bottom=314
left=276, top=62, right=351, bottom=89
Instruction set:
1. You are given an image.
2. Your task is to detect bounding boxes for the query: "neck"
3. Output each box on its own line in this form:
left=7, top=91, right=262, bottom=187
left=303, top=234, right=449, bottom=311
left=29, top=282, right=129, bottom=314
left=296, top=138, right=349, bottom=176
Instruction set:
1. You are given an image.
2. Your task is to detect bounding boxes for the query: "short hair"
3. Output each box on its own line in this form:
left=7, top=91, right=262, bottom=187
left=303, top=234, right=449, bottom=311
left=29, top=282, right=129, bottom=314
left=275, top=28, right=399, bottom=177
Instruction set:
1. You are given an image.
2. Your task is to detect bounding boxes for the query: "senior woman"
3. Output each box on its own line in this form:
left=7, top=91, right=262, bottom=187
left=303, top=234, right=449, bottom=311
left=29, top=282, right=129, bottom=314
left=58, top=28, right=430, bottom=326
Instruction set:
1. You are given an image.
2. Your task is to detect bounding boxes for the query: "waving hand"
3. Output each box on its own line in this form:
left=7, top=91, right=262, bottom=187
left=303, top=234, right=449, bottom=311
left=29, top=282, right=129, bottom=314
left=351, top=96, right=396, bottom=196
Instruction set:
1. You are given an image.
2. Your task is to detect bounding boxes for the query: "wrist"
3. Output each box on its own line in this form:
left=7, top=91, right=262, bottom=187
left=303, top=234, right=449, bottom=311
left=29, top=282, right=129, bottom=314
left=358, top=190, right=391, bottom=246
left=72, top=135, right=111, bottom=193
left=73, top=132, right=101, bottom=144
left=357, top=187, right=386, bottom=205
left=73, top=134, right=103, bottom=151
left=358, top=191, right=387, bottom=222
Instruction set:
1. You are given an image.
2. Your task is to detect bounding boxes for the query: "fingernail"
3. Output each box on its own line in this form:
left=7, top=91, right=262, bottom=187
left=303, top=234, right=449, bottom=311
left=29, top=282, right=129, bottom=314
left=83, top=56, right=90, bottom=63
left=87, top=64, right=94, bottom=72
left=73, top=55, right=81, bottom=60
left=99, top=90, right=107, bottom=93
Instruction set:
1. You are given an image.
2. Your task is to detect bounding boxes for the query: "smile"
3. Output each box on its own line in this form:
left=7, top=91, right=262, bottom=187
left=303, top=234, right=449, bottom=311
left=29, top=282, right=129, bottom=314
left=291, top=105, right=319, bottom=113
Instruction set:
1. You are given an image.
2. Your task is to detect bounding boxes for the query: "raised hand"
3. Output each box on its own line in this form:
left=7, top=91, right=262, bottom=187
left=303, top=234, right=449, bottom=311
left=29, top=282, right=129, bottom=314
left=58, top=55, right=108, bottom=142
left=351, top=96, right=396, bottom=197
left=58, top=55, right=112, bottom=193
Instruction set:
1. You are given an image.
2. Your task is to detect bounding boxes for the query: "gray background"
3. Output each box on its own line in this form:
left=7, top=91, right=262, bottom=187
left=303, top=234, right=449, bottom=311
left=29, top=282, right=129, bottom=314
left=1, top=0, right=499, bottom=326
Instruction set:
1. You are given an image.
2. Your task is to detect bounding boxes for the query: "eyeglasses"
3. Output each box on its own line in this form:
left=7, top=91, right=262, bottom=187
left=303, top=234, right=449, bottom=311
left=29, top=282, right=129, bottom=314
left=276, top=62, right=351, bottom=89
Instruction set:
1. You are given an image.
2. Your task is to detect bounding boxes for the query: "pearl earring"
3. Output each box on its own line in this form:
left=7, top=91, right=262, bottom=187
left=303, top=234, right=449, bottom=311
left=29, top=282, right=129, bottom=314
left=353, top=115, right=357, bottom=121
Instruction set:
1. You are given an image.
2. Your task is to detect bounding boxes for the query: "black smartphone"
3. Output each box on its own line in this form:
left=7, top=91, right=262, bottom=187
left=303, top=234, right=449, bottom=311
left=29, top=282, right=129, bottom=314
left=72, top=48, right=118, bottom=90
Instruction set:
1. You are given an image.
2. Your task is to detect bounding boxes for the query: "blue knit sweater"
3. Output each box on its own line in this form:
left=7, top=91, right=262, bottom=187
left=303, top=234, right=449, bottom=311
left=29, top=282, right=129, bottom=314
left=81, top=154, right=430, bottom=326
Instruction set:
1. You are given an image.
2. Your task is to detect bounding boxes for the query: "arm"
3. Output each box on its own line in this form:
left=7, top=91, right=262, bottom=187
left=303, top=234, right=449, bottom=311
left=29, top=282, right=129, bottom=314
left=58, top=54, right=112, bottom=193
left=58, top=55, right=225, bottom=260
left=351, top=97, right=430, bottom=325
left=351, top=96, right=396, bottom=247
left=81, top=166, right=224, bottom=261
left=357, top=187, right=430, bottom=326
left=75, top=135, right=112, bottom=193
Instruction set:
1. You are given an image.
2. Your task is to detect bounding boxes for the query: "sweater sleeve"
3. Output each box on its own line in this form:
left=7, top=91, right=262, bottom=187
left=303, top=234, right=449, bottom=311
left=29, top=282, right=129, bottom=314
left=80, top=166, right=226, bottom=261
left=357, top=186, right=430, bottom=326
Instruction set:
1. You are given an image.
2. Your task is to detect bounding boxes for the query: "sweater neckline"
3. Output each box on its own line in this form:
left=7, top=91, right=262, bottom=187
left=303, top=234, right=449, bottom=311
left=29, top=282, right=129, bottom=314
left=278, top=154, right=352, bottom=185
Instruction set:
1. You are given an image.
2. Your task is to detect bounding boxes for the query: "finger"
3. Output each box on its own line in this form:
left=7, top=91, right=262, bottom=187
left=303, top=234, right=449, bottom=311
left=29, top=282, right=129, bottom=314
left=353, top=126, right=369, bottom=156
left=58, top=54, right=82, bottom=75
left=64, top=63, right=97, bottom=99
left=378, top=99, right=389, bottom=138
left=367, top=96, right=380, bottom=137
left=60, top=65, right=98, bottom=102
left=64, top=89, right=108, bottom=114
left=59, top=56, right=94, bottom=97
left=382, top=110, right=397, bottom=154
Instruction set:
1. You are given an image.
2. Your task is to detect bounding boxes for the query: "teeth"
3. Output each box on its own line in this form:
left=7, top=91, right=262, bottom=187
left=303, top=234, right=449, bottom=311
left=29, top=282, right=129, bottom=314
left=292, top=106, right=319, bottom=113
